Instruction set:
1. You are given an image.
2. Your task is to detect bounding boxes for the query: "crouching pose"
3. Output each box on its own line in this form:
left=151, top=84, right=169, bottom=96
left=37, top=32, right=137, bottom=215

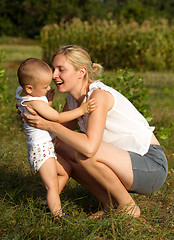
left=23, top=46, right=168, bottom=218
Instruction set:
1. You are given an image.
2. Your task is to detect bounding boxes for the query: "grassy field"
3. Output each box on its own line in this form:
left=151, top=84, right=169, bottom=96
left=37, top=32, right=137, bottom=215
left=0, top=39, right=174, bottom=239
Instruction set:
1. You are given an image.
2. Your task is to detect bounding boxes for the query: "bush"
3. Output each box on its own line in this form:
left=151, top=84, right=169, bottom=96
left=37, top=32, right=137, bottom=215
left=103, top=68, right=152, bottom=122
left=41, top=18, right=174, bottom=71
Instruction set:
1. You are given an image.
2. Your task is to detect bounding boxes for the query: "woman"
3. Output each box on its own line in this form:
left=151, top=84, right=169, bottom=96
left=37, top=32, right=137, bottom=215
left=24, top=45, right=168, bottom=218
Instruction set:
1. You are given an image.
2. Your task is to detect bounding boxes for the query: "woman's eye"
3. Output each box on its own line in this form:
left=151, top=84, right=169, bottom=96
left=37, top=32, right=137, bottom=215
left=59, top=67, right=65, bottom=72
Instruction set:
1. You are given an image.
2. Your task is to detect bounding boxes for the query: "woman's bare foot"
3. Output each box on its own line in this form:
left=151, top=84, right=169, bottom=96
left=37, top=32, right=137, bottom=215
left=119, top=203, right=141, bottom=218
left=88, top=202, right=140, bottom=220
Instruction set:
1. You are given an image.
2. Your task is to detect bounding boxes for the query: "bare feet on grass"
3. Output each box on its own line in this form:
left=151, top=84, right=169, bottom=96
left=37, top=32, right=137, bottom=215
left=119, top=203, right=141, bottom=218
left=88, top=210, right=105, bottom=219
left=88, top=203, right=140, bottom=220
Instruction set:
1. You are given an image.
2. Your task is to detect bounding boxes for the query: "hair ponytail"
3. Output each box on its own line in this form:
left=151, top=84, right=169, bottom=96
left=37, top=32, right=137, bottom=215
left=92, top=63, right=103, bottom=78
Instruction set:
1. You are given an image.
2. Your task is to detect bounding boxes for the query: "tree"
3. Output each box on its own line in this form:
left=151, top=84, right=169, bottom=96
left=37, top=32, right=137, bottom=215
left=0, top=0, right=173, bottom=37
left=120, top=0, right=146, bottom=23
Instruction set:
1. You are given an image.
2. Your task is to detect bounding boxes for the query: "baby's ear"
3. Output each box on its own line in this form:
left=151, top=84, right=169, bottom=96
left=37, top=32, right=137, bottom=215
left=25, top=84, right=33, bottom=94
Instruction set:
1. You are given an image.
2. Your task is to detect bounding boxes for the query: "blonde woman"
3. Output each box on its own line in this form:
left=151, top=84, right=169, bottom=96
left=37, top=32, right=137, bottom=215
left=23, top=45, right=168, bottom=218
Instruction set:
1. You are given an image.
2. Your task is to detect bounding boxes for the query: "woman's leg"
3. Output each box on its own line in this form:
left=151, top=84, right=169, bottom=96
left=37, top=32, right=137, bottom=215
left=76, top=142, right=140, bottom=217
left=55, top=155, right=71, bottom=194
left=56, top=142, right=116, bottom=209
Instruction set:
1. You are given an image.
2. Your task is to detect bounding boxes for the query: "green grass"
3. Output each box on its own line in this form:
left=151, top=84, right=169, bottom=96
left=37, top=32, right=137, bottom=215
left=135, top=71, right=174, bottom=169
left=0, top=38, right=174, bottom=239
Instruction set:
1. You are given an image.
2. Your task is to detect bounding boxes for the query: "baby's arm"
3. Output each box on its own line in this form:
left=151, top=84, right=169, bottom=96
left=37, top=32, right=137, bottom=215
left=26, top=98, right=97, bottom=123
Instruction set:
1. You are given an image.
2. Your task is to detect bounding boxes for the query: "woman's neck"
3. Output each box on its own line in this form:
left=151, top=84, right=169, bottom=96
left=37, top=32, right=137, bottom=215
left=70, top=81, right=90, bottom=105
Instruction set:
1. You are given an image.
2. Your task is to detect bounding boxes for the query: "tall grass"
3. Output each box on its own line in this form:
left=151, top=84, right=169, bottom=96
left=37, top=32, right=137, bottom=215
left=41, top=18, right=174, bottom=71
left=0, top=39, right=173, bottom=239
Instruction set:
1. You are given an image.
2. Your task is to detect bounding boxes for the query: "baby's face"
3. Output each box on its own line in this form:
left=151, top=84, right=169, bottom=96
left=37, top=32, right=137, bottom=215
left=31, top=71, right=52, bottom=97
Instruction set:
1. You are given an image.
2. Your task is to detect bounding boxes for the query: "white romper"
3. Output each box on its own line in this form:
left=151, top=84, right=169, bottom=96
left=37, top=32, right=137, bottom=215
left=16, top=86, right=57, bottom=172
left=67, top=81, right=155, bottom=156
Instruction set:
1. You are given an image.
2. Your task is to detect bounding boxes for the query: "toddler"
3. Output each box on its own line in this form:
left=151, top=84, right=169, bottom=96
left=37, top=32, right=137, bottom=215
left=16, top=58, right=96, bottom=217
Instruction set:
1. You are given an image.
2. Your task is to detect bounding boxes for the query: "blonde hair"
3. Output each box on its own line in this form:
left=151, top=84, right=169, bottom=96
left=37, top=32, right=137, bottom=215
left=17, top=58, right=51, bottom=87
left=52, top=45, right=103, bottom=83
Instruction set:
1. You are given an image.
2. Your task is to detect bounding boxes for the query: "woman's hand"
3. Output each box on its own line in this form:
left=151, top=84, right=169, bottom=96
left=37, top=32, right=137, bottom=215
left=16, top=104, right=24, bottom=122
left=23, top=106, right=51, bottom=130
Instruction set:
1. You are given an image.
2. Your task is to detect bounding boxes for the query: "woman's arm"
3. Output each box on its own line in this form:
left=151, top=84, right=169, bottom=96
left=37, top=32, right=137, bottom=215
left=24, top=90, right=114, bottom=157
left=25, top=98, right=96, bottom=124
left=60, top=101, right=77, bottom=130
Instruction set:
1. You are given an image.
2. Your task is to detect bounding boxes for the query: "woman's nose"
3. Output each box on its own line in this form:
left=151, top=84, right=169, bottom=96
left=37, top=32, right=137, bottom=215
left=53, top=69, right=59, bottom=79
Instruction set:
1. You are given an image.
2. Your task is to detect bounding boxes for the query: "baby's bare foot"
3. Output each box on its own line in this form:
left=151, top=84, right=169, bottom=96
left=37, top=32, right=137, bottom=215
left=88, top=210, right=104, bottom=220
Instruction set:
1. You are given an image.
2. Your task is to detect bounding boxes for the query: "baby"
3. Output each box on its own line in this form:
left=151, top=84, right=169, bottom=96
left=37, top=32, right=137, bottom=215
left=16, top=58, right=96, bottom=217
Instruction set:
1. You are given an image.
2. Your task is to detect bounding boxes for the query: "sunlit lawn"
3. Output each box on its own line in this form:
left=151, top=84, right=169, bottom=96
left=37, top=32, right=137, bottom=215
left=0, top=38, right=173, bottom=239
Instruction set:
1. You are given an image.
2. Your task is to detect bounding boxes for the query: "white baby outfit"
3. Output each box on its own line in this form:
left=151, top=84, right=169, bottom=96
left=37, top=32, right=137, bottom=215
left=67, top=81, right=155, bottom=156
left=16, top=86, right=57, bottom=172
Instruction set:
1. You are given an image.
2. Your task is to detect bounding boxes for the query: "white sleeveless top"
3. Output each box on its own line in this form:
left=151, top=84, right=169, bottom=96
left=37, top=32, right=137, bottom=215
left=67, top=81, right=154, bottom=156
left=16, top=86, right=55, bottom=146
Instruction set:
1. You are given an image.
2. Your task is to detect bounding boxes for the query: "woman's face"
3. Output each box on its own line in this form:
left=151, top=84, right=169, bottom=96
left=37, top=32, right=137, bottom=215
left=52, top=54, right=81, bottom=93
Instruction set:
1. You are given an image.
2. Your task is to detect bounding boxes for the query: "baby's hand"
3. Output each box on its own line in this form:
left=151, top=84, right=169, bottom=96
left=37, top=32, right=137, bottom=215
left=80, top=98, right=97, bottom=114
left=47, top=89, right=55, bottom=103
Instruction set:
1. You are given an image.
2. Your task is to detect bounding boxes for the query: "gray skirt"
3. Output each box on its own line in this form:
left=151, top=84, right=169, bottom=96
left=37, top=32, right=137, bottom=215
left=129, top=145, right=168, bottom=194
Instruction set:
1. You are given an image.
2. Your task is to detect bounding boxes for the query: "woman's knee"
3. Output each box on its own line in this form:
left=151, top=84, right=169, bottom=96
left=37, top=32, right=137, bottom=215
left=57, top=157, right=72, bottom=177
left=75, top=151, right=86, bottom=164
left=75, top=151, right=96, bottom=169
left=57, top=142, right=76, bottom=163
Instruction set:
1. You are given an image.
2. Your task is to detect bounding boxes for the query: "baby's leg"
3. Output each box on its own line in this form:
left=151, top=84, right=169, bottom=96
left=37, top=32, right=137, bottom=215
left=39, top=157, right=63, bottom=216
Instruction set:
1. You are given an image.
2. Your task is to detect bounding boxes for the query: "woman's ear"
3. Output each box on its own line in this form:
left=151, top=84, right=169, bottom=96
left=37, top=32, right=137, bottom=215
left=25, top=84, right=33, bottom=94
left=79, top=66, right=87, bottom=78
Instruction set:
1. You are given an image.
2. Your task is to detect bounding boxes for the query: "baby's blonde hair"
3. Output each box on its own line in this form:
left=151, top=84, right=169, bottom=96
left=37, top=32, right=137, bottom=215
left=17, top=58, right=51, bottom=87
left=52, top=45, right=103, bottom=83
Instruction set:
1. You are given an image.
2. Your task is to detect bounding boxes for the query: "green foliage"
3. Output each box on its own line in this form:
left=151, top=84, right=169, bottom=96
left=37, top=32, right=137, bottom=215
left=0, top=0, right=174, bottom=38
left=0, top=50, right=10, bottom=127
left=103, top=68, right=152, bottom=122
left=0, top=50, right=17, bottom=129
left=121, top=0, right=146, bottom=23
left=41, top=18, right=174, bottom=71
left=0, top=41, right=174, bottom=239
left=157, top=122, right=174, bottom=147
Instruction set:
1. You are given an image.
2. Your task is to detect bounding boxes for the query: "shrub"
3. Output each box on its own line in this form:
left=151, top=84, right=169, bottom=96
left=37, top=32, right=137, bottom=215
left=40, top=18, right=174, bottom=71
left=103, top=68, right=152, bottom=122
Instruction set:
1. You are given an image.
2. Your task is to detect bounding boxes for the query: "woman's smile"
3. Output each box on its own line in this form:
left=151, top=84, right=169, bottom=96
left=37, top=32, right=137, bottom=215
left=54, top=79, right=64, bottom=86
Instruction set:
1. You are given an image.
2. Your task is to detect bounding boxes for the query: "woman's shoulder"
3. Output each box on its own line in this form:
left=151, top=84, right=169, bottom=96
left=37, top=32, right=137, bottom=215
left=89, top=82, right=115, bottom=111
left=89, top=80, right=116, bottom=92
left=88, top=81, right=117, bottom=98
left=89, top=80, right=105, bottom=90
